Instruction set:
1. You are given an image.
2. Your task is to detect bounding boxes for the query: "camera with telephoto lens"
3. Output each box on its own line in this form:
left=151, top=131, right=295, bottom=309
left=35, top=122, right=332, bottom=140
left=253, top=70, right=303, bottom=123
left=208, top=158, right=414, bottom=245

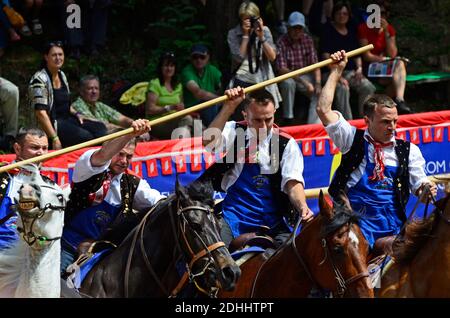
left=250, top=16, right=260, bottom=29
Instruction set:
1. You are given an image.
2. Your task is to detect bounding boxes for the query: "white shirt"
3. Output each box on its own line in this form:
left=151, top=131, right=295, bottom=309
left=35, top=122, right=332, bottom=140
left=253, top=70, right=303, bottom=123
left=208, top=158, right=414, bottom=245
left=210, top=121, right=305, bottom=193
left=73, top=149, right=165, bottom=211
left=324, top=111, right=428, bottom=193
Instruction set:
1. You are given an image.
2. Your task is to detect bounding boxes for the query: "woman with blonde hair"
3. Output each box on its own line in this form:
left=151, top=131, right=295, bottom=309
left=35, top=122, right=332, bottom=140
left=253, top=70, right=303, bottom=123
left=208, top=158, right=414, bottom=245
left=227, top=1, right=281, bottom=120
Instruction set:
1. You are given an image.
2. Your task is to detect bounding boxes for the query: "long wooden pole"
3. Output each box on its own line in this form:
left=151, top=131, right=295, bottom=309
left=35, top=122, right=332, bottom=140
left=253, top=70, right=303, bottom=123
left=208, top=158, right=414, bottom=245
left=304, top=173, right=450, bottom=199
left=0, top=45, right=373, bottom=173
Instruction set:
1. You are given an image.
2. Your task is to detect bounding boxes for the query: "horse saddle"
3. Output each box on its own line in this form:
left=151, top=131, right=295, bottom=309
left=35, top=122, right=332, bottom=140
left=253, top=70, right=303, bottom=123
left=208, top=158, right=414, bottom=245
left=65, top=240, right=117, bottom=289
left=229, top=226, right=276, bottom=253
left=71, top=239, right=118, bottom=270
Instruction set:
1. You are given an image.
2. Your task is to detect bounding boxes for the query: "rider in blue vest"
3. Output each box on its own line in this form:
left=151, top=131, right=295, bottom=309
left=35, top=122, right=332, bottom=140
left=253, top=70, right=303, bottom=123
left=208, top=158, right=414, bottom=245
left=316, top=50, right=437, bottom=255
left=60, top=119, right=165, bottom=274
left=202, top=87, right=314, bottom=248
left=0, top=128, right=66, bottom=250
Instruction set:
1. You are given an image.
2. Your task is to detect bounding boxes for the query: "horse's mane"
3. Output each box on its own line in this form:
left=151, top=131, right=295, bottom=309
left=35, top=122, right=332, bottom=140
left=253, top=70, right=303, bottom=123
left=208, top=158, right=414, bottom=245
left=392, top=194, right=450, bottom=264
left=391, top=215, right=436, bottom=264
left=321, top=202, right=360, bottom=238
left=186, top=179, right=215, bottom=207
left=100, top=179, right=215, bottom=245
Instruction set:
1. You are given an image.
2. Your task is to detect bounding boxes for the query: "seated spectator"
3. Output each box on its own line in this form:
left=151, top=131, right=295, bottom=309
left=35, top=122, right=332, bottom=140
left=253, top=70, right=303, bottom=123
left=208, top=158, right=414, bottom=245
left=16, top=0, right=43, bottom=36
left=227, top=1, right=281, bottom=121
left=276, top=11, right=321, bottom=124
left=320, top=1, right=376, bottom=119
left=145, top=51, right=192, bottom=140
left=29, top=41, right=108, bottom=149
left=181, top=43, right=222, bottom=127
left=0, top=76, right=19, bottom=152
left=71, top=75, right=133, bottom=133
left=357, top=0, right=411, bottom=114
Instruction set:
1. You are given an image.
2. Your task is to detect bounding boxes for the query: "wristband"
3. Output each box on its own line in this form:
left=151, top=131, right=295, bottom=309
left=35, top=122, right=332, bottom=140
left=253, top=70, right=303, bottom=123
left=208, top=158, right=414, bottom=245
left=242, top=35, right=249, bottom=39
left=50, top=135, right=59, bottom=141
left=164, top=105, right=172, bottom=112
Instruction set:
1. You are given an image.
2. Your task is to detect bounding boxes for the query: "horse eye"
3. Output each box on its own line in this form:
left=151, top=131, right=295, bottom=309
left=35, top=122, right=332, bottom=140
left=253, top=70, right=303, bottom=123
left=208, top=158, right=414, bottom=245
left=333, top=245, right=344, bottom=254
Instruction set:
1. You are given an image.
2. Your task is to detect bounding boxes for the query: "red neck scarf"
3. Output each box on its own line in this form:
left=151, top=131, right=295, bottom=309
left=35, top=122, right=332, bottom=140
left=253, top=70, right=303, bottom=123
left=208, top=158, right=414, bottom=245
left=366, top=135, right=394, bottom=181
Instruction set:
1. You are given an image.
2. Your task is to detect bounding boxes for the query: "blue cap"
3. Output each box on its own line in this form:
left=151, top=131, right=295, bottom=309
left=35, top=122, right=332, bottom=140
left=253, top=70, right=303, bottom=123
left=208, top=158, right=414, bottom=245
left=287, top=11, right=306, bottom=28
left=190, top=43, right=208, bottom=56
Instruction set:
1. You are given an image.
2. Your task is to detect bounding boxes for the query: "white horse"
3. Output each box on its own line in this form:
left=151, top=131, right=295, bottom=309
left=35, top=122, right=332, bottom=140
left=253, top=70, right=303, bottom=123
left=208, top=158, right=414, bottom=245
left=0, top=164, right=66, bottom=298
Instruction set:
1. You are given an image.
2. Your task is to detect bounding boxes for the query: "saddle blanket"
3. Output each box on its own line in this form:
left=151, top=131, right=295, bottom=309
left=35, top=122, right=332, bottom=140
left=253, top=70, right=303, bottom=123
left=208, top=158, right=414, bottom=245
left=367, top=255, right=393, bottom=288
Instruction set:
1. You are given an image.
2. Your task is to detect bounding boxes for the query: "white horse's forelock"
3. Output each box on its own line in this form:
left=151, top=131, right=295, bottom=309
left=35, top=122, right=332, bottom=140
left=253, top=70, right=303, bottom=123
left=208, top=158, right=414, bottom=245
left=349, top=230, right=360, bottom=248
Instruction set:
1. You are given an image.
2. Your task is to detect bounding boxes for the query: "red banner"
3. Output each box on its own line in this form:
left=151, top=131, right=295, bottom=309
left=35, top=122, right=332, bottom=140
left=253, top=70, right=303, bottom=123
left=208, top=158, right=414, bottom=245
left=434, top=127, right=444, bottom=142
left=315, top=139, right=325, bottom=156
left=409, top=128, right=420, bottom=144
left=302, top=140, right=313, bottom=156
left=175, top=155, right=187, bottom=173
left=146, top=159, right=158, bottom=177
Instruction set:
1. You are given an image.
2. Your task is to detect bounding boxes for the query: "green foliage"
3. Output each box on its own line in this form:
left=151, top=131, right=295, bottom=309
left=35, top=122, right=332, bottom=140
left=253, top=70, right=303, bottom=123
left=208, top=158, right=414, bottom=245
left=144, top=0, right=211, bottom=80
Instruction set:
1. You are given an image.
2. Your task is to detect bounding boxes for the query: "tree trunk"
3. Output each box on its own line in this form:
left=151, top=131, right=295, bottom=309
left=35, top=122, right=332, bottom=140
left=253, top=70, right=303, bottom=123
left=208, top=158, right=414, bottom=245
left=204, top=0, right=242, bottom=73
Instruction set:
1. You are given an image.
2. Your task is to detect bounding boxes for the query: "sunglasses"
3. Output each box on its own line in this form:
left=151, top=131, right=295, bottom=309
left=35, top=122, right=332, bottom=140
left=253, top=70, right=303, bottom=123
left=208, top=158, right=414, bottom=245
left=192, top=54, right=206, bottom=60
left=48, top=41, right=63, bottom=47
left=163, top=51, right=175, bottom=58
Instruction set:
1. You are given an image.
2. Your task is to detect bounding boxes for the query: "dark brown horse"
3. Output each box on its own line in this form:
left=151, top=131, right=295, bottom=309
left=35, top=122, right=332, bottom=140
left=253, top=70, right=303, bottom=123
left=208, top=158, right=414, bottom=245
left=79, top=180, right=241, bottom=297
left=219, top=191, right=373, bottom=298
left=378, top=191, right=450, bottom=297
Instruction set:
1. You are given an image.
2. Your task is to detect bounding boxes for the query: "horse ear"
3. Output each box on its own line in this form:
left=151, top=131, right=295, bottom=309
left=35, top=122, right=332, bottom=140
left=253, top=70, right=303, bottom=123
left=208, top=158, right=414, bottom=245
left=337, top=190, right=353, bottom=211
left=319, top=190, right=333, bottom=219
left=175, top=177, right=189, bottom=201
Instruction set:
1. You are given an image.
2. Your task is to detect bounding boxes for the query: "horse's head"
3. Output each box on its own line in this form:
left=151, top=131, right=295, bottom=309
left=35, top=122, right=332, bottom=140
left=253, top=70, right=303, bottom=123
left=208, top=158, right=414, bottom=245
left=300, top=191, right=373, bottom=297
left=14, top=164, right=65, bottom=250
left=175, top=179, right=241, bottom=295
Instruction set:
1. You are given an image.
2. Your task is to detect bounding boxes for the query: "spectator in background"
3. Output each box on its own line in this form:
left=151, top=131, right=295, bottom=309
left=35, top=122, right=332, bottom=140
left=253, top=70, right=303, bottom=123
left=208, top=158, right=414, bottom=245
left=71, top=75, right=133, bottom=133
left=302, top=0, right=333, bottom=36
left=276, top=11, right=321, bottom=124
left=16, top=0, right=43, bottom=36
left=227, top=1, right=281, bottom=121
left=181, top=43, right=222, bottom=127
left=145, top=51, right=192, bottom=140
left=61, top=0, right=111, bottom=59
left=0, top=2, right=21, bottom=58
left=357, top=0, right=411, bottom=114
left=0, top=76, right=19, bottom=152
left=0, top=0, right=20, bottom=48
left=29, top=41, right=107, bottom=149
left=320, top=1, right=375, bottom=119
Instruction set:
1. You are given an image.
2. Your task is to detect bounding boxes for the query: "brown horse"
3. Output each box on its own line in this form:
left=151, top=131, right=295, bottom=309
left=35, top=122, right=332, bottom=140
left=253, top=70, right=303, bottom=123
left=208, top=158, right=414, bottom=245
left=378, top=191, right=450, bottom=297
left=219, top=191, right=374, bottom=298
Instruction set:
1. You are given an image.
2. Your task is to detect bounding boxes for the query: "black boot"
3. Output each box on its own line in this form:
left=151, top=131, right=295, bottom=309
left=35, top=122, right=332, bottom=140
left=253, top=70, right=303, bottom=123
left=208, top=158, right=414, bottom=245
left=394, top=98, right=412, bottom=114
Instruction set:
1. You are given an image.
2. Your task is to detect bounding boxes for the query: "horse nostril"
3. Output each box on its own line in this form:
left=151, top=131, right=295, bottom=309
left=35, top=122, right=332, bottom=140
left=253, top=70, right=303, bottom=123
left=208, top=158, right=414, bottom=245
left=221, top=265, right=241, bottom=291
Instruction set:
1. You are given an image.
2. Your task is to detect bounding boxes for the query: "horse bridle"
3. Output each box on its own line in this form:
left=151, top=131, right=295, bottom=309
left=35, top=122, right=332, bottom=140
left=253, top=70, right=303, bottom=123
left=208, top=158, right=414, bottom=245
left=290, top=217, right=369, bottom=298
left=170, top=203, right=225, bottom=297
left=124, top=198, right=225, bottom=298
left=16, top=190, right=65, bottom=247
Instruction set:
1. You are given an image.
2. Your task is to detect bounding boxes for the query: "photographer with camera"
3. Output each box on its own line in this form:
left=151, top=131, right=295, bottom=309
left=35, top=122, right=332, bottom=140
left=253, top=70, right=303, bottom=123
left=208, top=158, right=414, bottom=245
left=227, top=1, right=281, bottom=121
